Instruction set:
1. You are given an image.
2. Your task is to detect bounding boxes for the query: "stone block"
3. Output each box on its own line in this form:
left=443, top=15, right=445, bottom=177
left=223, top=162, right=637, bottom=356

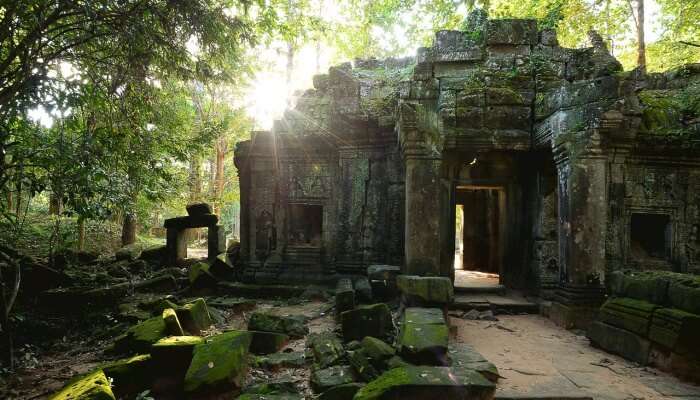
left=186, top=202, right=212, bottom=216
left=340, top=303, right=393, bottom=342
left=115, top=244, right=142, bottom=261
left=318, top=383, right=364, bottom=400
left=486, top=19, right=537, bottom=45
left=367, top=265, right=400, bottom=281
left=257, top=351, right=308, bottom=371
left=162, top=308, right=185, bottom=336
left=398, top=308, right=449, bottom=366
left=175, top=298, right=212, bottom=335
left=587, top=321, right=650, bottom=365
left=354, top=277, right=373, bottom=303
left=361, top=336, right=395, bottom=365
left=188, top=261, right=217, bottom=288
left=649, top=308, right=700, bottom=356
left=483, top=105, right=531, bottom=130
left=307, top=332, right=345, bottom=368
left=184, top=330, right=252, bottom=393
left=348, top=348, right=380, bottom=381
left=668, top=276, right=700, bottom=315
left=50, top=369, right=116, bottom=400
left=313, top=74, right=330, bottom=91
left=248, top=312, right=309, bottom=339
left=113, top=316, right=168, bottom=354
left=448, top=343, right=499, bottom=383
left=336, top=278, right=355, bottom=314
left=249, top=331, right=289, bottom=355
left=396, top=275, right=454, bottom=305
left=310, top=365, right=357, bottom=393
left=353, top=366, right=496, bottom=400
left=599, top=297, right=657, bottom=337
left=164, top=213, right=218, bottom=229
left=485, top=87, right=526, bottom=105
left=151, top=336, right=203, bottom=377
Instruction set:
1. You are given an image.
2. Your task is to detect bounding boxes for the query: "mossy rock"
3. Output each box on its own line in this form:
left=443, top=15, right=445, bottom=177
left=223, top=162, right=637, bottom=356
left=49, top=369, right=115, bottom=400
left=257, top=351, right=308, bottom=371
left=240, top=379, right=300, bottom=399
left=340, top=303, right=393, bottom=342
left=353, top=366, right=495, bottom=400
left=310, top=365, right=357, bottom=393
left=360, top=336, right=395, bottom=370
left=183, top=330, right=252, bottom=394
left=189, top=261, right=217, bottom=288
left=599, top=297, right=657, bottom=337
left=307, top=332, right=345, bottom=368
left=249, top=330, right=289, bottom=355
left=115, top=244, right=142, bottom=261
left=318, top=382, right=364, bottom=400
left=398, top=308, right=448, bottom=366
left=448, top=343, right=499, bottom=383
left=649, top=307, right=700, bottom=356
left=175, top=298, right=212, bottom=334
left=114, top=316, right=168, bottom=354
left=248, top=312, right=308, bottom=339
left=349, top=349, right=380, bottom=381
left=162, top=308, right=185, bottom=336
left=396, top=276, right=453, bottom=305
left=102, top=354, right=153, bottom=397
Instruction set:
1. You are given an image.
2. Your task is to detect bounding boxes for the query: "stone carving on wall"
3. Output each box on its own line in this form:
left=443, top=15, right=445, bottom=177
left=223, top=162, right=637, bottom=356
left=255, top=210, right=276, bottom=260
left=285, top=162, right=331, bottom=200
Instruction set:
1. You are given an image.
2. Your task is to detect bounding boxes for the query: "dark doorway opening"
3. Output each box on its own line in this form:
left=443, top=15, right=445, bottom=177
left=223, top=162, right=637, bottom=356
left=288, top=204, right=323, bottom=247
left=630, top=213, right=671, bottom=260
left=454, top=187, right=503, bottom=287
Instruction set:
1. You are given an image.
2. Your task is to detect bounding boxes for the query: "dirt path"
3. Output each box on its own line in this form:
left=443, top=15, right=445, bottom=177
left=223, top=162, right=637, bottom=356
left=453, top=314, right=700, bottom=399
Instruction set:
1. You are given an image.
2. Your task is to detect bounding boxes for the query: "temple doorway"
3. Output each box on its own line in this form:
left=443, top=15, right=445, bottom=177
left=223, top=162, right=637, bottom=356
left=454, top=186, right=504, bottom=288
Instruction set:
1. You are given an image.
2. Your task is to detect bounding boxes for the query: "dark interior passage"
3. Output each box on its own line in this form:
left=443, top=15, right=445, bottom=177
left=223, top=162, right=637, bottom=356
left=455, top=188, right=502, bottom=274
left=288, top=204, right=323, bottom=247
left=630, top=212, right=671, bottom=260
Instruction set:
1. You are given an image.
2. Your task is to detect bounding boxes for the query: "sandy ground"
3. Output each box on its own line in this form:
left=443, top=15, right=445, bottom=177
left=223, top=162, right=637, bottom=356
left=453, top=314, right=700, bottom=399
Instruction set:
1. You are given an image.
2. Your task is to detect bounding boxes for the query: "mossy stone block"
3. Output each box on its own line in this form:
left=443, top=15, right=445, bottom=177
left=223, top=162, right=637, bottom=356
left=361, top=336, right=395, bottom=364
left=340, top=303, right=393, bottom=342
left=649, top=307, right=700, bottom=356
left=257, top=351, right=308, bottom=370
left=102, top=355, right=153, bottom=397
left=184, top=330, right=252, bottom=393
left=175, top=298, right=212, bottom=335
left=398, top=308, right=449, bottom=366
left=114, top=316, right=168, bottom=354
left=396, top=275, right=453, bottom=305
left=307, top=332, right=345, bottom=368
left=188, top=261, right=217, bottom=287
left=587, top=321, right=650, bottom=365
left=318, top=382, right=364, bottom=400
left=249, top=330, right=289, bottom=355
left=162, top=308, right=185, bottom=336
left=49, top=369, right=115, bottom=400
left=349, top=349, right=380, bottom=381
left=353, top=366, right=496, bottom=400
left=336, top=278, right=356, bottom=314
left=448, top=343, right=499, bottom=383
left=248, top=312, right=308, bottom=339
left=310, top=365, right=357, bottom=393
left=599, top=297, right=657, bottom=337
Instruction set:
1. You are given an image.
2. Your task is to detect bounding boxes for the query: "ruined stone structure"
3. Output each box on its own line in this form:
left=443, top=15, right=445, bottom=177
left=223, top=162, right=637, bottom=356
left=235, top=12, right=700, bottom=326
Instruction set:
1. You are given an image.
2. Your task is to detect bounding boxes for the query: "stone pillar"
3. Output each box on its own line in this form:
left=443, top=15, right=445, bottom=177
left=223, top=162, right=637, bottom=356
left=207, top=224, right=226, bottom=261
left=551, top=133, right=608, bottom=329
left=166, top=228, right=187, bottom=266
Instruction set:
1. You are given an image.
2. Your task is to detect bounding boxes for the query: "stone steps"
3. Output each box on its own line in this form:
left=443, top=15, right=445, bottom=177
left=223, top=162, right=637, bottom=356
left=454, top=283, right=507, bottom=295
left=451, top=293, right=540, bottom=314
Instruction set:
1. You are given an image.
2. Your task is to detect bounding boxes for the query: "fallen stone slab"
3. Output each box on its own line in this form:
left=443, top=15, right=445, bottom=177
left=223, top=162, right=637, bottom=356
left=102, top=355, right=153, bottom=398
left=162, top=308, right=185, bottom=336
left=189, top=261, right=218, bottom=288
left=599, top=297, right=657, bottom=337
left=115, top=243, right=142, bottom=261
left=349, top=348, right=381, bottom=381
left=175, top=298, right=212, bottom=334
left=398, top=308, right=449, bottom=365
left=397, top=275, right=454, bottom=305
left=367, top=265, right=401, bottom=281
left=50, top=369, right=116, bottom=400
left=186, top=202, right=213, bottom=216
left=310, top=365, right=357, bottom=393
left=353, top=365, right=496, bottom=400
left=336, top=278, right=356, bottom=314
left=238, top=378, right=302, bottom=400
left=307, top=332, right=346, bottom=368
left=318, top=382, right=365, bottom=400
left=249, top=330, right=289, bottom=355
left=184, top=330, right=253, bottom=394
left=587, top=320, right=650, bottom=365
left=448, top=343, right=500, bottom=382
left=151, top=336, right=203, bottom=379
left=649, top=307, right=700, bottom=357
left=340, top=303, right=393, bottom=342
left=355, top=277, right=373, bottom=303
left=113, top=316, right=169, bottom=354
left=217, top=282, right=312, bottom=299
left=210, top=252, right=236, bottom=279
left=248, top=312, right=309, bottom=339
left=361, top=336, right=395, bottom=369
left=257, top=351, right=308, bottom=371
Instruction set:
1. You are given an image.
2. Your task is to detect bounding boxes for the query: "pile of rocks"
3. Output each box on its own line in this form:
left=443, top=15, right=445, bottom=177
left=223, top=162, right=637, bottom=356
left=588, top=270, right=700, bottom=382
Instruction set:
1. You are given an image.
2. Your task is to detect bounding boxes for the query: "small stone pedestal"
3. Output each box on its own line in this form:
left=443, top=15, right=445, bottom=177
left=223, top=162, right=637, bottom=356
left=164, top=209, right=225, bottom=266
left=549, top=284, right=606, bottom=330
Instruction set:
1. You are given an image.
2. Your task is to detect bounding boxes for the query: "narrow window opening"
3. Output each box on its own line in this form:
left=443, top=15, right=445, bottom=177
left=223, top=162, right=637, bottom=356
left=630, top=213, right=671, bottom=260
left=289, top=204, right=323, bottom=247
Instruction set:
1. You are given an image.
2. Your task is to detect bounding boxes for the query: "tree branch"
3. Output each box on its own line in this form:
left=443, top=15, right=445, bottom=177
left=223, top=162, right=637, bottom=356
left=679, top=41, right=700, bottom=48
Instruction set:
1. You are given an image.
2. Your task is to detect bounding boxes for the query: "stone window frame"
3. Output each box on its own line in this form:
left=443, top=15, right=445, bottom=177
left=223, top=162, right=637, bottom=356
left=623, top=205, right=677, bottom=269
left=285, top=201, right=325, bottom=249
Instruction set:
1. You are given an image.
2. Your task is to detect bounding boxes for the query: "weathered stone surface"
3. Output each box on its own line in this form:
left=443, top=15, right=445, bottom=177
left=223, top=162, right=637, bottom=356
left=257, top=351, right=308, bottom=370
left=310, top=365, right=357, bottom=393
left=49, top=369, right=115, bottom=400
left=599, top=297, right=657, bottom=337
left=164, top=213, right=218, bottom=229
left=668, top=276, right=700, bottom=315
left=367, top=265, right=401, bottom=281
left=184, top=330, right=252, bottom=393
left=115, top=244, right=142, bottom=261
left=361, top=336, right=395, bottom=366
left=175, top=298, right=212, bottom=335
left=398, top=308, right=449, bottom=365
left=353, top=366, right=496, bottom=400
left=162, top=307, right=185, bottom=336
left=318, top=382, right=365, bottom=400
left=336, top=278, right=355, bottom=313
left=249, top=330, right=289, bottom=355
left=186, top=202, right=213, bottom=216
left=448, top=343, right=499, bottom=383
left=340, top=303, right=393, bottom=342
left=397, top=275, right=454, bottom=305
left=188, top=261, right=217, bottom=287
left=587, top=321, right=651, bottom=365
left=248, top=312, right=309, bottom=339
left=139, top=245, right=166, bottom=263
left=649, top=307, right=700, bottom=356
left=307, top=332, right=345, bottom=368
left=349, top=348, right=381, bottom=381
left=210, top=252, right=235, bottom=278
left=151, top=336, right=203, bottom=377
left=486, top=19, right=537, bottom=45
left=355, top=277, right=373, bottom=303
left=101, top=355, right=153, bottom=397
left=239, top=379, right=301, bottom=400
left=114, top=316, right=168, bottom=354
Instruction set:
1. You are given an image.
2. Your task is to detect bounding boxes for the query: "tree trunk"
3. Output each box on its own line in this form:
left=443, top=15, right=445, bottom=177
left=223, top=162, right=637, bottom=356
left=49, top=193, right=62, bottom=215
left=121, top=213, right=137, bottom=246
left=77, top=218, right=86, bottom=251
left=286, top=40, right=295, bottom=106
left=214, top=137, right=227, bottom=214
left=634, top=0, right=646, bottom=72
left=0, top=261, right=12, bottom=369
left=189, top=157, right=202, bottom=203
left=5, top=190, right=11, bottom=213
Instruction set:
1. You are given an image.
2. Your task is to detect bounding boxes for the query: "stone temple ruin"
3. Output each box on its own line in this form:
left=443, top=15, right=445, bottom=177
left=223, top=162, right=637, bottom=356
left=234, top=11, right=700, bottom=381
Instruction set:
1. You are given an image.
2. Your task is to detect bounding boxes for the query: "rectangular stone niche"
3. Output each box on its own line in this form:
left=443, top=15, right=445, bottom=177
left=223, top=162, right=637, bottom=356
left=288, top=203, right=323, bottom=247
left=630, top=213, right=672, bottom=261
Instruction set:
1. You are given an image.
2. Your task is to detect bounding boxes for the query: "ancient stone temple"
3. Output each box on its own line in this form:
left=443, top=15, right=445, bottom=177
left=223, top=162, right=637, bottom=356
left=235, top=12, right=700, bottom=327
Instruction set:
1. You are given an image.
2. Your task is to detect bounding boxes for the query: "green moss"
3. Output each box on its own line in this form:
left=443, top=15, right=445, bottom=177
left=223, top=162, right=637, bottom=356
left=153, top=335, right=204, bottom=348
left=184, top=330, right=252, bottom=393
left=351, top=367, right=412, bottom=400
left=176, top=298, right=212, bottom=334
left=162, top=308, right=184, bottom=336
left=361, top=336, right=395, bottom=360
left=114, top=316, right=168, bottom=354
left=101, top=355, right=153, bottom=397
left=638, top=83, right=700, bottom=136
left=49, top=369, right=115, bottom=400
